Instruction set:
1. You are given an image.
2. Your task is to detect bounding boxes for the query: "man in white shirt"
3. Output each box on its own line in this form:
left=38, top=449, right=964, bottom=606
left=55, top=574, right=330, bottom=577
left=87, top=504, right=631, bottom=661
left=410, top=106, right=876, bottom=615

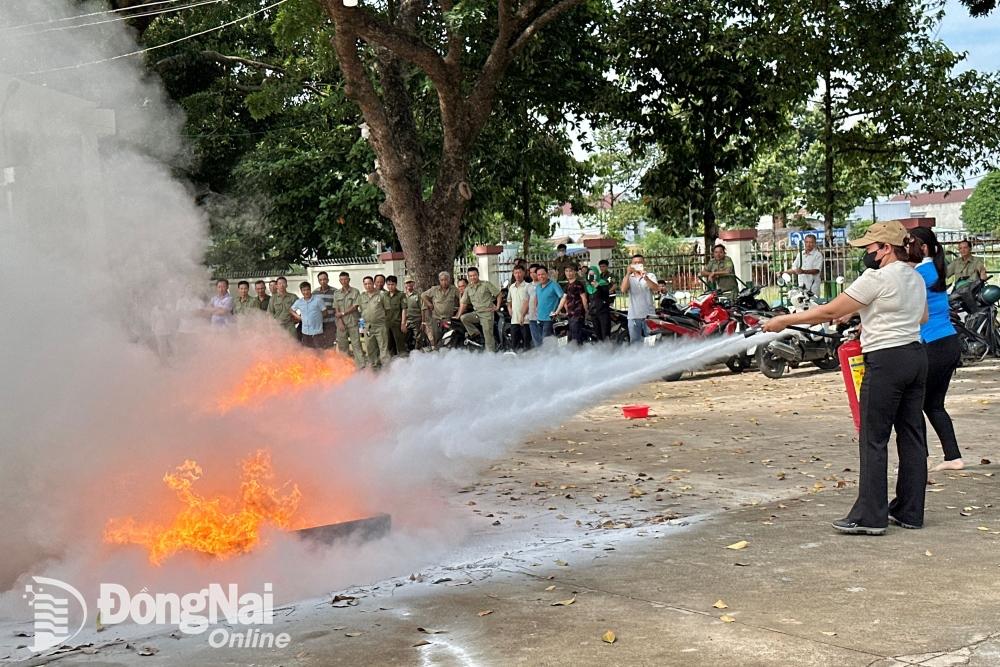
left=507, top=265, right=531, bottom=350
left=207, top=279, right=235, bottom=328
left=790, top=234, right=823, bottom=294
left=619, top=254, right=659, bottom=344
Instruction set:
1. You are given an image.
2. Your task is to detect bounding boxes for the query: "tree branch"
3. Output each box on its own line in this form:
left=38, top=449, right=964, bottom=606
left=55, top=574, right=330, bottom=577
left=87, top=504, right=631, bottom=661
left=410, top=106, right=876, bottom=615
left=197, top=50, right=329, bottom=98
left=510, top=0, right=584, bottom=54
left=335, top=5, right=456, bottom=91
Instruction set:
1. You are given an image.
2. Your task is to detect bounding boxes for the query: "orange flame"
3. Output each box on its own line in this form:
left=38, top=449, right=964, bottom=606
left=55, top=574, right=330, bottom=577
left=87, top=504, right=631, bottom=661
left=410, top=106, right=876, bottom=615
left=217, top=349, right=355, bottom=412
left=104, top=450, right=301, bottom=565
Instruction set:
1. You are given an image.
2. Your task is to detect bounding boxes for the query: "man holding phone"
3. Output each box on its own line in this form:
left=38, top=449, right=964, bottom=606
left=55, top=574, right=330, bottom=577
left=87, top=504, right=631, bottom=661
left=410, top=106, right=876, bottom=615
left=620, top=254, right=659, bottom=344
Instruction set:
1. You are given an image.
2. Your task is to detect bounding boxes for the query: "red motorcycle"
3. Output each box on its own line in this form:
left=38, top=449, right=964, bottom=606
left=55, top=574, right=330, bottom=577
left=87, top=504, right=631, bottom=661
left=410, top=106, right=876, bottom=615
left=646, top=286, right=765, bottom=380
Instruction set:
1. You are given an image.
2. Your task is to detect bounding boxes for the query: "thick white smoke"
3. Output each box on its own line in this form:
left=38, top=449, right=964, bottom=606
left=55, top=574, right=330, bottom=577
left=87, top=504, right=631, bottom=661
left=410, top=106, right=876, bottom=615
left=0, top=0, right=771, bottom=622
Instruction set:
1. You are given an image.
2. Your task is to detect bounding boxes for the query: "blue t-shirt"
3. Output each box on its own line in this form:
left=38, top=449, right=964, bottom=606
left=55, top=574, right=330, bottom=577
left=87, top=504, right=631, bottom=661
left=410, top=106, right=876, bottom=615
left=916, top=259, right=956, bottom=343
left=534, top=281, right=564, bottom=322
left=292, top=296, right=327, bottom=335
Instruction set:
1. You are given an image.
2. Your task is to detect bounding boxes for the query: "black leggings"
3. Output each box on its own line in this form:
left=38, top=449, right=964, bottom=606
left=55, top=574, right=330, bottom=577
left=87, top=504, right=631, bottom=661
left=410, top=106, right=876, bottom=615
left=848, top=342, right=928, bottom=528
left=924, top=335, right=962, bottom=461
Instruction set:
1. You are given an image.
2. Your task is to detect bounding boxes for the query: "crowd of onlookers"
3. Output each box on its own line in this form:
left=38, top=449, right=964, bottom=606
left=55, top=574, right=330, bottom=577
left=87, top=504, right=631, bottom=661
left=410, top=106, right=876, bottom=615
left=161, top=242, right=764, bottom=367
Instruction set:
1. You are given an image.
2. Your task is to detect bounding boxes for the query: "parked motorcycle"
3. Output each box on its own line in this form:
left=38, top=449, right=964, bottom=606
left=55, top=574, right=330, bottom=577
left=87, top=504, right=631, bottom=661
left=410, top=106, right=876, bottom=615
left=439, top=312, right=511, bottom=352
left=949, top=275, right=1000, bottom=363
left=748, top=275, right=844, bottom=379
left=647, top=280, right=778, bottom=379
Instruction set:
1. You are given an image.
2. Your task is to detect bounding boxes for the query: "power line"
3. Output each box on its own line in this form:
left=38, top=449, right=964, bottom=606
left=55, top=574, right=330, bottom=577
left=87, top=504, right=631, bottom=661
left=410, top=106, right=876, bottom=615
left=11, top=0, right=288, bottom=77
left=0, top=0, right=198, bottom=30
left=1, top=0, right=228, bottom=37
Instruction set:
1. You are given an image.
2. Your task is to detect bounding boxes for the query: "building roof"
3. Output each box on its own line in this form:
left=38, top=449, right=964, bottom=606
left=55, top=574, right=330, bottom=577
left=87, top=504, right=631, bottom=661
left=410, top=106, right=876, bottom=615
left=890, top=188, right=975, bottom=206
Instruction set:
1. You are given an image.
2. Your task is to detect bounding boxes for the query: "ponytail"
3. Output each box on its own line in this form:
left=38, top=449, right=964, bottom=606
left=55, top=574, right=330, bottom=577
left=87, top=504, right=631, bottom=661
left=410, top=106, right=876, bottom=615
left=910, top=227, right=947, bottom=292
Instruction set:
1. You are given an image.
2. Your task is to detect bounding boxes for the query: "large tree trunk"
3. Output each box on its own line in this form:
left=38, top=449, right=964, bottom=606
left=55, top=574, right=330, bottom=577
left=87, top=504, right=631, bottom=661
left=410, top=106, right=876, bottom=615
left=322, top=0, right=584, bottom=288
left=393, top=201, right=464, bottom=289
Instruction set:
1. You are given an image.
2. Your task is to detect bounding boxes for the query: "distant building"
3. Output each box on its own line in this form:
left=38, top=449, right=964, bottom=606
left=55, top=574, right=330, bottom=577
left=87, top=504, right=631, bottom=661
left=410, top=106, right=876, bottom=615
left=890, top=188, right=976, bottom=231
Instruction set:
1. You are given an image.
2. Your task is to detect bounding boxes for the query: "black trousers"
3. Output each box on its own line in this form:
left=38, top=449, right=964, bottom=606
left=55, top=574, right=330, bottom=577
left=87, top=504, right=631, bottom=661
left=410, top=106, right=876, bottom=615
left=568, top=317, right=585, bottom=345
left=848, top=342, right=928, bottom=528
left=593, top=307, right=612, bottom=341
left=510, top=323, right=530, bottom=350
left=924, top=334, right=961, bottom=460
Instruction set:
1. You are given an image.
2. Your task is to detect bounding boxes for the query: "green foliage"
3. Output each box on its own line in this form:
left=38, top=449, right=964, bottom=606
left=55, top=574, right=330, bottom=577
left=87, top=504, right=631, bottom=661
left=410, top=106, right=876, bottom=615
left=962, top=172, right=1000, bottom=234
left=639, top=230, right=692, bottom=257
left=139, top=0, right=391, bottom=272
left=604, top=200, right=650, bottom=242
left=612, top=0, right=816, bottom=246
left=849, top=219, right=874, bottom=241
left=789, top=0, right=1000, bottom=233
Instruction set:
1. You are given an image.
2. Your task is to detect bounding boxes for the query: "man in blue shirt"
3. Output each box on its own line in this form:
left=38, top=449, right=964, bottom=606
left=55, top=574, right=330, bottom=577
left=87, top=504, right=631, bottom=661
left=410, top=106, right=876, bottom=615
left=291, top=282, right=329, bottom=349
left=530, top=266, right=564, bottom=347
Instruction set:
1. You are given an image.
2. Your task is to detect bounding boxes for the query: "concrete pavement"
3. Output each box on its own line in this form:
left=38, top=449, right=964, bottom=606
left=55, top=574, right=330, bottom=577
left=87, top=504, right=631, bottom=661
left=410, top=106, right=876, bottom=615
left=22, top=361, right=1000, bottom=666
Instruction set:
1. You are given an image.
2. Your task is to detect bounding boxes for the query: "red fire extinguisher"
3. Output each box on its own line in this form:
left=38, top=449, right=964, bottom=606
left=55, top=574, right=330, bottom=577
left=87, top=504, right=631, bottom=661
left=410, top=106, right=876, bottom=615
left=838, top=338, right=865, bottom=432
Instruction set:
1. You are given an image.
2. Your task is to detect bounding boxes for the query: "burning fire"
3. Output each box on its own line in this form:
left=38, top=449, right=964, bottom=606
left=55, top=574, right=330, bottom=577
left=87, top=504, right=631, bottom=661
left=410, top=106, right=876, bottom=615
left=217, top=349, right=355, bottom=412
left=104, top=450, right=302, bottom=565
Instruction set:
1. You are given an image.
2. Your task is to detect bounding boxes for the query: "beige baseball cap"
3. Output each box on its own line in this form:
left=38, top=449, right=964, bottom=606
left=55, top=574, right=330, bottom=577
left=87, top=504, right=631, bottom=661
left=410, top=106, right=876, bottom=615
left=404, top=276, right=415, bottom=283
left=849, top=220, right=909, bottom=247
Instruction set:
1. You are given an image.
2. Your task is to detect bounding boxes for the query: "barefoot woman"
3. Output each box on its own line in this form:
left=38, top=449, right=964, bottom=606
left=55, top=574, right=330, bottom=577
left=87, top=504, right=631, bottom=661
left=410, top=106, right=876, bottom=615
left=909, top=227, right=965, bottom=472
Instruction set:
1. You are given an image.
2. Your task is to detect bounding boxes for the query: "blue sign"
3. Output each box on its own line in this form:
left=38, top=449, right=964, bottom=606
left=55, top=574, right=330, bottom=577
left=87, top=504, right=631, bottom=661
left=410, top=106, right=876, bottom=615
left=788, top=229, right=847, bottom=246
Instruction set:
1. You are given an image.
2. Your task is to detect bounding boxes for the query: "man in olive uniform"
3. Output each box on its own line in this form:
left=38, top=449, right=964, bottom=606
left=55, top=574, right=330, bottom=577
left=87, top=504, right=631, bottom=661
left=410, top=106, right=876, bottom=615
left=383, top=275, right=408, bottom=357
left=701, top=244, right=738, bottom=298
left=233, top=280, right=257, bottom=317
left=359, top=276, right=390, bottom=368
left=457, top=266, right=502, bottom=351
left=403, top=276, right=422, bottom=351
left=333, top=272, right=364, bottom=366
left=267, top=276, right=298, bottom=336
left=947, top=240, right=987, bottom=284
left=314, top=271, right=339, bottom=349
left=421, top=271, right=460, bottom=348
left=551, top=243, right=574, bottom=287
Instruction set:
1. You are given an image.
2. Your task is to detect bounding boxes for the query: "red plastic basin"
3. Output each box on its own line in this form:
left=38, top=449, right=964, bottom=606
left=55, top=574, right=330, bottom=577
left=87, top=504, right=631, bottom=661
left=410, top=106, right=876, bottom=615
left=622, top=404, right=650, bottom=419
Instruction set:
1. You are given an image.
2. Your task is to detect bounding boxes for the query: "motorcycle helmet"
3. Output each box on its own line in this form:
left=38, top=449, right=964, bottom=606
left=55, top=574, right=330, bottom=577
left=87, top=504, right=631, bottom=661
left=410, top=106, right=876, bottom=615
left=980, top=284, right=1000, bottom=305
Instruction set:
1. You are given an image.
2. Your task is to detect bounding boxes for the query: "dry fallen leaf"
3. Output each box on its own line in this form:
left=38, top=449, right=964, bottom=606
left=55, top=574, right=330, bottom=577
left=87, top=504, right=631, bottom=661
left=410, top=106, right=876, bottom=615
left=345, top=632, right=362, bottom=638
left=726, top=541, right=749, bottom=550
left=925, top=550, right=933, bottom=557
left=555, top=559, right=569, bottom=567
left=712, top=600, right=729, bottom=609
left=821, top=631, right=837, bottom=637
left=544, top=585, right=556, bottom=591
left=720, top=615, right=736, bottom=623
left=417, top=627, right=447, bottom=634
left=977, top=526, right=990, bottom=531
left=629, top=486, right=645, bottom=497
left=477, top=610, right=494, bottom=617
left=413, top=640, right=432, bottom=647
left=602, top=630, right=617, bottom=644
left=551, top=597, right=577, bottom=607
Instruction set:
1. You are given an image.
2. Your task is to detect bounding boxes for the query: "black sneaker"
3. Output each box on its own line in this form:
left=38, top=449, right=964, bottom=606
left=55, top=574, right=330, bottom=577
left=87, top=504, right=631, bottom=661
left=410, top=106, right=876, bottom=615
left=888, top=514, right=922, bottom=530
left=832, top=518, right=886, bottom=535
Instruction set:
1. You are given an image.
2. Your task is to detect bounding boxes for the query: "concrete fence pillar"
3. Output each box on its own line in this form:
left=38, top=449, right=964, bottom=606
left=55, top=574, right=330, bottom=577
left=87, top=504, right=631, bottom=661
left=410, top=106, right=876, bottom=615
left=718, top=229, right=758, bottom=285
left=583, top=237, right=617, bottom=267
left=474, top=244, right=503, bottom=286
left=378, top=251, right=406, bottom=281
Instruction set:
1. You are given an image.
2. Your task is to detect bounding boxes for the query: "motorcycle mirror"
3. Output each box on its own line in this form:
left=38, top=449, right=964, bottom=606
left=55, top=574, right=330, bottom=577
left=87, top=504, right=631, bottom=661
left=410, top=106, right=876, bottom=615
left=836, top=276, right=845, bottom=285
left=781, top=272, right=792, bottom=284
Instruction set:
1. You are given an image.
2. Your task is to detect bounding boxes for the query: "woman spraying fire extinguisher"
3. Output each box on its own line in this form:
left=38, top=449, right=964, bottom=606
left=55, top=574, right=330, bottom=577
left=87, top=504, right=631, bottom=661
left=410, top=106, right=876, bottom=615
left=763, top=221, right=928, bottom=535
